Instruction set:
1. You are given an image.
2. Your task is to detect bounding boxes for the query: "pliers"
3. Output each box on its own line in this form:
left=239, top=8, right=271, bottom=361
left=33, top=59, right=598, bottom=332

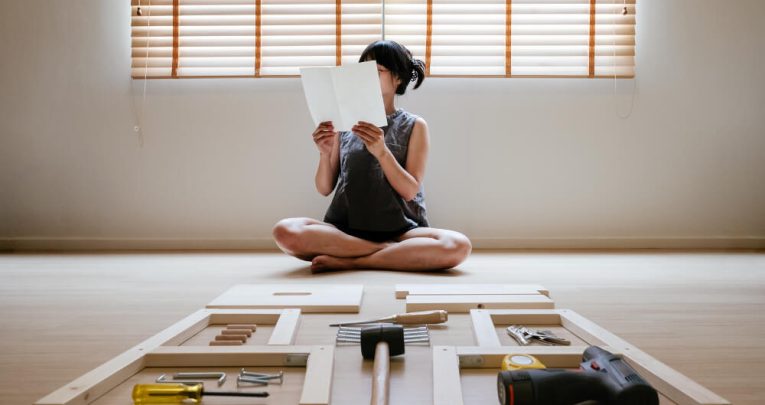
left=506, top=325, right=571, bottom=346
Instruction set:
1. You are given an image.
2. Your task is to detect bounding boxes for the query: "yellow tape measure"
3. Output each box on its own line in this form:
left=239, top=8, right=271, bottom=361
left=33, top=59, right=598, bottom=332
left=501, top=354, right=546, bottom=371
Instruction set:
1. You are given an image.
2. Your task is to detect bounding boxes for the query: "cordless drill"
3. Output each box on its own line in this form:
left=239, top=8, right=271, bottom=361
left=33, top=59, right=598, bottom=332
left=497, top=346, right=659, bottom=405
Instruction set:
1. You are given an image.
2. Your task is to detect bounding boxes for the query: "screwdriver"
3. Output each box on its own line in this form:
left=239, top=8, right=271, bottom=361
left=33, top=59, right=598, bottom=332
left=329, top=310, right=448, bottom=327
left=132, top=383, right=268, bottom=404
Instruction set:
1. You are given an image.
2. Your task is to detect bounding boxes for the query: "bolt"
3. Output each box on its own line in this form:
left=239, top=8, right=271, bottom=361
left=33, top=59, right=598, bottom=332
left=239, top=369, right=284, bottom=384
left=237, top=375, right=268, bottom=386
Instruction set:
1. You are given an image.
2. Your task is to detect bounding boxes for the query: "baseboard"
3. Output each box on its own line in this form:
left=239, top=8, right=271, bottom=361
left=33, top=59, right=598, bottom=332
left=1, top=236, right=763, bottom=252
left=469, top=237, right=765, bottom=250
left=0, top=237, right=279, bottom=252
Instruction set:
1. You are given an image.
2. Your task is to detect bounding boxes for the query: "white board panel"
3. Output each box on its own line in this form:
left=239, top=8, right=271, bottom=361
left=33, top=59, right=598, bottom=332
left=207, top=284, right=364, bottom=313
left=395, top=284, right=549, bottom=299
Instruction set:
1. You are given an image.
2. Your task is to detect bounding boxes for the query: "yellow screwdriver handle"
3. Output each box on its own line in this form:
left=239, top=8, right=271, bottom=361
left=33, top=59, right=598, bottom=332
left=393, top=310, right=448, bottom=325
left=132, top=383, right=203, bottom=404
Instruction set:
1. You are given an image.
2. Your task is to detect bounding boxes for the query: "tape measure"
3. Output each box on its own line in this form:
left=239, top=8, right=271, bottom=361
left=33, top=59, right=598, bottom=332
left=501, top=354, right=546, bottom=371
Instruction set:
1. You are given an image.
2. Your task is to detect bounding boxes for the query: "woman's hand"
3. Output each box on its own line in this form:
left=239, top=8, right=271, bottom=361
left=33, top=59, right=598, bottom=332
left=312, top=121, right=338, bottom=156
left=352, top=121, right=387, bottom=159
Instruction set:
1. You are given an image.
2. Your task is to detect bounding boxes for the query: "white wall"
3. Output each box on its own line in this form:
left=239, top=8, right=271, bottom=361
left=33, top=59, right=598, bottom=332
left=1, top=0, right=764, bottom=250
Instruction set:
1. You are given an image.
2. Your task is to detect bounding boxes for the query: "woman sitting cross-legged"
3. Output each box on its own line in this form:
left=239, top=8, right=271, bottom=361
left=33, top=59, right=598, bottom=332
left=273, top=40, right=472, bottom=272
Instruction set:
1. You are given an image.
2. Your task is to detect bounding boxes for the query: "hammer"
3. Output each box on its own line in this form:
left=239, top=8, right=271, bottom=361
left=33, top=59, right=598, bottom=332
left=360, top=324, right=406, bottom=405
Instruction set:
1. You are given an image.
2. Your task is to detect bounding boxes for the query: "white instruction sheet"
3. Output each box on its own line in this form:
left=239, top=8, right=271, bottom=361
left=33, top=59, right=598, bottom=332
left=300, top=60, right=388, bottom=132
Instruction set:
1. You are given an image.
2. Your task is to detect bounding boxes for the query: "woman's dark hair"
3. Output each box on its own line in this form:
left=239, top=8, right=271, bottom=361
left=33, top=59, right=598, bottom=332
left=359, top=40, right=425, bottom=95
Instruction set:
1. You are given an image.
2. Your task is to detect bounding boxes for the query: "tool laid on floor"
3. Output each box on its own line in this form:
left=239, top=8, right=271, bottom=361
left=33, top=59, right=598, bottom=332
left=329, top=310, right=448, bottom=327
left=506, top=325, right=571, bottom=346
left=132, top=383, right=268, bottom=404
left=331, top=324, right=424, bottom=405
left=155, top=371, right=227, bottom=387
left=496, top=346, right=658, bottom=405
left=501, top=354, right=546, bottom=371
left=354, top=324, right=409, bottom=405
left=172, top=372, right=226, bottom=386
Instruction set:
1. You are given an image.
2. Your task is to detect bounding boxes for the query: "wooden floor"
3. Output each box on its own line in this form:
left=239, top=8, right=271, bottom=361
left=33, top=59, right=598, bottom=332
left=1, top=250, right=763, bottom=405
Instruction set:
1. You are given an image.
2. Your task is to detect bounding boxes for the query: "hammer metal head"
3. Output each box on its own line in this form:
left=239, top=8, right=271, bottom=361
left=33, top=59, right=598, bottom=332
left=360, top=324, right=405, bottom=359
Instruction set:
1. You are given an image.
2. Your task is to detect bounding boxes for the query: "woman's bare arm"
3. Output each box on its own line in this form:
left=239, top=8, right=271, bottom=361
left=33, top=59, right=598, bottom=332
left=313, top=122, right=341, bottom=196
left=353, top=118, right=429, bottom=201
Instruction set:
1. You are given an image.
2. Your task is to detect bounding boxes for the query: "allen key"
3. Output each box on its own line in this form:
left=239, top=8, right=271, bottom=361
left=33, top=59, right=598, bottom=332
left=155, top=374, right=204, bottom=386
left=172, top=372, right=227, bottom=387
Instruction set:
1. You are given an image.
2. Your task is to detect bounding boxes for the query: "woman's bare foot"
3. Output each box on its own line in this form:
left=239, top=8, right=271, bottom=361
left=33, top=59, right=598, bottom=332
left=310, top=255, right=357, bottom=273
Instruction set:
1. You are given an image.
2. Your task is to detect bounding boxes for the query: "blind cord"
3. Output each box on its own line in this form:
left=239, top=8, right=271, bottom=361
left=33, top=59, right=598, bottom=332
left=613, top=0, right=636, bottom=120
left=381, top=0, right=386, bottom=40
left=129, top=0, right=151, bottom=147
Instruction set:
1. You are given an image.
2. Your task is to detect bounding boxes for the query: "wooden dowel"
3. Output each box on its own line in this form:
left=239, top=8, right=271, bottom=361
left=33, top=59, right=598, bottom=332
left=222, top=329, right=252, bottom=337
left=209, top=340, right=244, bottom=346
left=227, top=324, right=257, bottom=331
left=215, top=335, right=246, bottom=342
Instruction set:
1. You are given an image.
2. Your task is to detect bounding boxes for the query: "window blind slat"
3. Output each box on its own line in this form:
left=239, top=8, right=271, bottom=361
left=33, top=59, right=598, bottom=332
left=429, top=1, right=507, bottom=76
left=342, top=1, right=381, bottom=63
left=383, top=0, right=427, bottom=63
left=260, top=0, right=338, bottom=75
left=131, top=0, right=636, bottom=78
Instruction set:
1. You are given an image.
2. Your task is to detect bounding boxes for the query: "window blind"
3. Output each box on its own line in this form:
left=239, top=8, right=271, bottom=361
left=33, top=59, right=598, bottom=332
left=131, top=0, right=635, bottom=78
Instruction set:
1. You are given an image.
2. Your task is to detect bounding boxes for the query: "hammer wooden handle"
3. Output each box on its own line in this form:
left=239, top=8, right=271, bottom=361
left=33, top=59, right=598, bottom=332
left=393, top=310, right=448, bottom=325
left=370, top=341, right=390, bottom=405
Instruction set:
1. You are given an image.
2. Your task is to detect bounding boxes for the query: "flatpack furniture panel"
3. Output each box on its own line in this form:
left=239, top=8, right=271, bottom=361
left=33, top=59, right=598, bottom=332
left=207, top=284, right=364, bottom=313
left=464, top=309, right=730, bottom=405
left=35, top=309, right=310, bottom=405
left=396, top=284, right=553, bottom=313
left=407, top=294, right=555, bottom=312
left=395, top=284, right=549, bottom=299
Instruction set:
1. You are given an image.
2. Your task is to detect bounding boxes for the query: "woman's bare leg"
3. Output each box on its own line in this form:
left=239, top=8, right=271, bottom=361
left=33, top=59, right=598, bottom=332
left=310, top=227, right=472, bottom=272
left=272, top=217, right=390, bottom=261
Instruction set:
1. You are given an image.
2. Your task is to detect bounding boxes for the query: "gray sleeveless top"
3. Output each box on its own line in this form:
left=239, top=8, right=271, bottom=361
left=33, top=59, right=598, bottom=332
left=324, top=108, right=429, bottom=232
